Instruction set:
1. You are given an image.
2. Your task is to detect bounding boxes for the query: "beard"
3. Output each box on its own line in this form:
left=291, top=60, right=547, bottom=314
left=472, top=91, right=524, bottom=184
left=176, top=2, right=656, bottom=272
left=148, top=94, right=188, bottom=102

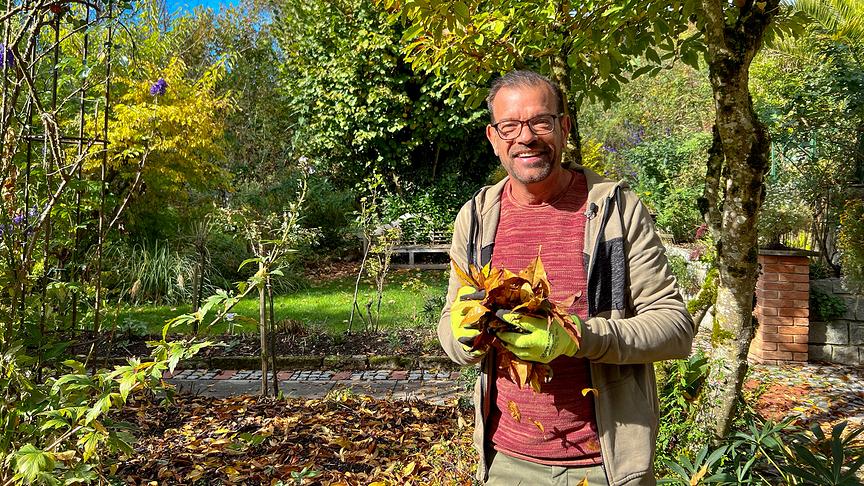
left=507, top=157, right=555, bottom=185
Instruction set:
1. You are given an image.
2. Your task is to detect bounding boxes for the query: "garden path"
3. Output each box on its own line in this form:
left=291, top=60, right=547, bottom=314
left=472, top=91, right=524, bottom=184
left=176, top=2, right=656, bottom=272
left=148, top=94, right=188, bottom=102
left=164, top=368, right=465, bottom=405
left=162, top=361, right=864, bottom=428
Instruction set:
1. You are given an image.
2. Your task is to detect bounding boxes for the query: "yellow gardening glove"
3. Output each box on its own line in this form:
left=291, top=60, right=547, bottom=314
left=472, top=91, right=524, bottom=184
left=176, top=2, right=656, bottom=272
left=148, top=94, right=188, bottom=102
left=496, top=312, right=581, bottom=363
left=450, top=286, right=487, bottom=356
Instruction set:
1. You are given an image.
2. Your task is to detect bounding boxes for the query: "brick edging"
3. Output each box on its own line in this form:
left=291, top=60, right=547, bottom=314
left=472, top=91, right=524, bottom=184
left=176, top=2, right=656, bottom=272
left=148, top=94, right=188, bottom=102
left=84, top=354, right=460, bottom=371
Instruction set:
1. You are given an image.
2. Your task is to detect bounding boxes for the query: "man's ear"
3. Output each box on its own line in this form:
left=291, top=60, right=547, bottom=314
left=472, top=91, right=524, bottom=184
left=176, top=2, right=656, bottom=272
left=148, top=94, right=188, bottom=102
left=561, top=115, right=572, bottom=142
left=486, top=124, right=499, bottom=156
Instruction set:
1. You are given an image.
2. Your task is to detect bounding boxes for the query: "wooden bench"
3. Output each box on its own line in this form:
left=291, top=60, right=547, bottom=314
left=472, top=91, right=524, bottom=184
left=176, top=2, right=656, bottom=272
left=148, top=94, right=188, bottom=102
left=392, top=230, right=451, bottom=269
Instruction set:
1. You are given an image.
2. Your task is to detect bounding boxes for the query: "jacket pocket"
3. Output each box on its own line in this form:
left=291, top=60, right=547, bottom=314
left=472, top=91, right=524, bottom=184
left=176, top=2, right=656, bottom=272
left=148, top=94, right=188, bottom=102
left=599, top=370, right=658, bottom=486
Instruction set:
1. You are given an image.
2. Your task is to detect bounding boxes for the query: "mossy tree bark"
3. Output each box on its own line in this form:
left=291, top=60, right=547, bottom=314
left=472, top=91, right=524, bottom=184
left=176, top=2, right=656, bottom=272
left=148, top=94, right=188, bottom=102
left=550, top=41, right=583, bottom=167
left=695, top=0, right=779, bottom=440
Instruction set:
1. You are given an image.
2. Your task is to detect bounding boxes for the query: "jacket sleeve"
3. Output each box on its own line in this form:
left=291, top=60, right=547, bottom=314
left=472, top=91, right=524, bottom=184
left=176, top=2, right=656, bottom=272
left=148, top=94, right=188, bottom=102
left=576, top=190, right=695, bottom=364
left=437, top=202, right=485, bottom=366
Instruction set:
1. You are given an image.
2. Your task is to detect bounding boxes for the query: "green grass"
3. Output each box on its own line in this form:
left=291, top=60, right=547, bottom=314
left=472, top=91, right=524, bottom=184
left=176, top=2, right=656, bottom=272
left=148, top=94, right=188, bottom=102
left=114, top=269, right=449, bottom=336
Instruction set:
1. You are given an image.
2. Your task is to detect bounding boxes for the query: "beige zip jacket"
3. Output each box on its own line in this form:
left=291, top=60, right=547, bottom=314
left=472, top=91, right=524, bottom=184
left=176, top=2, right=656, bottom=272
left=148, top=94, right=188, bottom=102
left=437, top=167, right=695, bottom=485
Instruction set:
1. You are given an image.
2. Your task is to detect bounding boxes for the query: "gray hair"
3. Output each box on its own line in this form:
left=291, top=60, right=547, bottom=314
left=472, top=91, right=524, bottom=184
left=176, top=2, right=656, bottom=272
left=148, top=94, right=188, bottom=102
left=486, top=70, right=565, bottom=122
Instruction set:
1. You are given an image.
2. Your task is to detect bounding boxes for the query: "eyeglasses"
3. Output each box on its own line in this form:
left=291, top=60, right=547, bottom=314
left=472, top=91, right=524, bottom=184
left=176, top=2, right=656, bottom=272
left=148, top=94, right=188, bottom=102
left=490, top=114, right=562, bottom=140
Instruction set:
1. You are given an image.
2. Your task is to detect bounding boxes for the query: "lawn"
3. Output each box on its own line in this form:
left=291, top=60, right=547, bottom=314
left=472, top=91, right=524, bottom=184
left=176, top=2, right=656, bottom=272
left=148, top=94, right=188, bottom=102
left=115, top=268, right=449, bottom=336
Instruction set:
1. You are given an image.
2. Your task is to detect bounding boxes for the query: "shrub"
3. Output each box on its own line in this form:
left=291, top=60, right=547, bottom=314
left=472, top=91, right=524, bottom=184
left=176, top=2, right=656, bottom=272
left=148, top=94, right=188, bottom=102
left=838, top=199, right=864, bottom=292
left=655, top=351, right=711, bottom=469
left=659, top=418, right=864, bottom=485
left=303, top=176, right=355, bottom=251
left=623, top=132, right=710, bottom=242
left=809, top=287, right=847, bottom=322
left=668, top=254, right=700, bottom=297
left=107, top=241, right=199, bottom=305
left=759, top=170, right=812, bottom=248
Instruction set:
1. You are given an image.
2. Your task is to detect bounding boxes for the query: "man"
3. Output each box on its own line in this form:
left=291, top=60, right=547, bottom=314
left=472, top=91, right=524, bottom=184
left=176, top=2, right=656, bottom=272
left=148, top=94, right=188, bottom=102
left=438, top=70, right=694, bottom=485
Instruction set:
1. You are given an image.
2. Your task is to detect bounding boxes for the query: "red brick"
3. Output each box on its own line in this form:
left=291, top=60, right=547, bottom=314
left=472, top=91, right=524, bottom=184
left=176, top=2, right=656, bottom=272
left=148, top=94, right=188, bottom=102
left=215, top=370, right=236, bottom=380
left=793, top=317, right=810, bottom=325
left=277, top=371, right=292, bottom=380
left=390, top=370, right=408, bottom=380
left=792, top=299, right=809, bottom=308
left=333, top=371, right=352, bottom=380
left=792, top=352, right=809, bottom=361
left=793, top=283, right=810, bottom=292
left=761, top=272, right=780, bottom=282
left=793, top=335, right=810, bottom=344
left=759, top=342, right=778, bottom=351
left=762, top=333, right=794, bottom=343
left=763, top=263, right=798, bottom=274
left=759, top=255, right=780, bottom=264
left=779, top=325, right=809, bottom=335
left=757, top=290, right=780, bottom=300
left=760, top=298, right=788, bottom=308
left=762, top=281, right=798, bottom=292
left=778, top=342, right=808, bottom=353
left=761, top=316, right=794, bottom=326
left=757, top=324, right=779, bottom=334
left=778, top=307, right=809, bottom=317
left=776, top=256, right=809, bottom=265
left=793, top=265, right=809, bottom=275
left=761, top=350, right=793, bottom=360
left=759, top=307, right=778, bottom=316
left=778, top=273, right=809, bottom=283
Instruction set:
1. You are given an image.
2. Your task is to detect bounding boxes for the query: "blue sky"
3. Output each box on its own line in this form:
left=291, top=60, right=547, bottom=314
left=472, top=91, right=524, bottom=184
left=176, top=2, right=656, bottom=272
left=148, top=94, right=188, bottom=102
left=164, top=0, right=234, bottom=14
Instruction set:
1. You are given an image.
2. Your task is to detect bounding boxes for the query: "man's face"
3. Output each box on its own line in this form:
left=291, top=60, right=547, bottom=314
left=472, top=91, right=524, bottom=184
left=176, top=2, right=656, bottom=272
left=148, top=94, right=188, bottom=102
left=486, top=84, right=570, bottom=186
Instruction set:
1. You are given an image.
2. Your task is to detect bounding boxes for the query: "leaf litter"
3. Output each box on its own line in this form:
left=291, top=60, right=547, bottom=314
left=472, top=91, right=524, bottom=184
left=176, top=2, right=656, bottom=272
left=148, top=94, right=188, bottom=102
left=115, top=393, right=475, bottom=484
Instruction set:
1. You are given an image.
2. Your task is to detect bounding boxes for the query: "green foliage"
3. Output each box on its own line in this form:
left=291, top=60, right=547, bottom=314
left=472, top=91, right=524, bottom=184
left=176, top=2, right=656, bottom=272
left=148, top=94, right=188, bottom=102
left=623, top=133, right=710, bottom=242
left=660, top=417, right=864, bottom=485
left=655, top=351, right=711, bottom=469
left=668, top=254, right=700, bottom=297
left=687, top=268, right=719, bottom=316
left=107, top=241, right=198, bottom=305
left=275, top=0, right=490, bottom=191
left=839, top=199, right=864, bottom=293
left=809, top=287, right=848, bottom=322
left=302, top=177, right=356, bottom=251
left=389, top=0, right=702, bottom=110
left=0, top=340, right=209, bottom=485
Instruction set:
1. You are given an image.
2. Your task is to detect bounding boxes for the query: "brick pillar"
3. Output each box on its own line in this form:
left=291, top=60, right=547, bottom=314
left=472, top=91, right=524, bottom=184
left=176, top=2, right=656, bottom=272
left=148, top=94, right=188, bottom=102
left=749, top=250, right=812, bottom=365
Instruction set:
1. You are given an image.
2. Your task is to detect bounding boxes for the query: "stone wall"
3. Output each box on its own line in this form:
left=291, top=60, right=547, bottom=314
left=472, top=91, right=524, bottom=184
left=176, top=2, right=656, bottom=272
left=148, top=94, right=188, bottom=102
left=809, top=278, right=864, bottom=365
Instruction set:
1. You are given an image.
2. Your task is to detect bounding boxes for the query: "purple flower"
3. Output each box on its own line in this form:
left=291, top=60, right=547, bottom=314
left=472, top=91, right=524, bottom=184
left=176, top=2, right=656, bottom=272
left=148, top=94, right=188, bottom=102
left=603, top=144, right=618, bottom=153
left=149, top=78, right=168, bottom=96
left=0, top=44, right=13, bottom=69
left=28, top=207, right=38, bottom=219
left=11, top=213, right=24, bottom=225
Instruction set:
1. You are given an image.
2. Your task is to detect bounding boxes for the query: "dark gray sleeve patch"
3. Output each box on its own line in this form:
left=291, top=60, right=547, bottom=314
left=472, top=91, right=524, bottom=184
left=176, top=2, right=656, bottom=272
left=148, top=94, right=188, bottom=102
left=480, top=244, right=494, bottom=267
left=588, top=237, right=627, bottom=316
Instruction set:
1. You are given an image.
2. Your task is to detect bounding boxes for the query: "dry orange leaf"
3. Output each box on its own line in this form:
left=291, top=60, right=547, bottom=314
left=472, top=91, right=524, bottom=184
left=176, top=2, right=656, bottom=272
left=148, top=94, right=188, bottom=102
left=507, top=401, right=521, bottom=423
left=452, top=254, right=580, bottom=391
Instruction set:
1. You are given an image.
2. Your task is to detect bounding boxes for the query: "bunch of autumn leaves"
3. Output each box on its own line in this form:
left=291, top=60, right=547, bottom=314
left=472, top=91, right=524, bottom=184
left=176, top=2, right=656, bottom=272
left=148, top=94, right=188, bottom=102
left=452, top=255, right=582, bottom=392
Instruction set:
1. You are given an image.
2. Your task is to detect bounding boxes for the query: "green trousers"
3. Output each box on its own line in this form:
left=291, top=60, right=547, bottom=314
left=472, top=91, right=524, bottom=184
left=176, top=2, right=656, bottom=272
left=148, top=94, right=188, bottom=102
left=485, top=451, right=609, bottom=486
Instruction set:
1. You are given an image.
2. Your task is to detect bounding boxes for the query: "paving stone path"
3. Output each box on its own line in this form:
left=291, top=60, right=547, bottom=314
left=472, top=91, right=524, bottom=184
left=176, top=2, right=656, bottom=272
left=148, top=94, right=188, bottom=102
left=164, top=368, right=466, bottom=405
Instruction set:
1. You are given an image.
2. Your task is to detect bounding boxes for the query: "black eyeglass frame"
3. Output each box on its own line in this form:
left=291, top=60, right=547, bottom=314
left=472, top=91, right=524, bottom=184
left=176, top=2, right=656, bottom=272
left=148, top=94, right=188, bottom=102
left=490, top=113, right=564, bottom=140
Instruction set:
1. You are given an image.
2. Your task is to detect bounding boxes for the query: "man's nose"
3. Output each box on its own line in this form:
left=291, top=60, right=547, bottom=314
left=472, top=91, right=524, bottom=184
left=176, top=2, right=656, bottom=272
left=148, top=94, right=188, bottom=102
left=515, top=123, right=538, bottom=144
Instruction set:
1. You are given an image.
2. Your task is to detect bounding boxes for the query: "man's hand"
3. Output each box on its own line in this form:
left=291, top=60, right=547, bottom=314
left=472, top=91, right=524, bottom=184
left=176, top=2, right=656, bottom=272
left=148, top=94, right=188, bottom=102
left=496, top=312, right=581, bottom=363
left=450, top=286, right=487, bottom=356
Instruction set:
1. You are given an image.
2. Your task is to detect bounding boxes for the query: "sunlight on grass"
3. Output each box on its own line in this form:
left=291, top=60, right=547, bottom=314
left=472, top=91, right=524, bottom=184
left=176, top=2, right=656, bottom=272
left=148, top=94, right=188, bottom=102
left=117, top=269, right=449, bottom=336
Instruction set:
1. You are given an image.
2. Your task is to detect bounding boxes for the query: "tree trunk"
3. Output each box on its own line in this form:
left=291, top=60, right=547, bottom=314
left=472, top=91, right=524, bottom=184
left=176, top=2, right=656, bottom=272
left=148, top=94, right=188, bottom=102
left=258, top=245, right=269, bottom=396
left=695, top=0, right=779, bottom=441
left=550, top=51, right=583, bottom=167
